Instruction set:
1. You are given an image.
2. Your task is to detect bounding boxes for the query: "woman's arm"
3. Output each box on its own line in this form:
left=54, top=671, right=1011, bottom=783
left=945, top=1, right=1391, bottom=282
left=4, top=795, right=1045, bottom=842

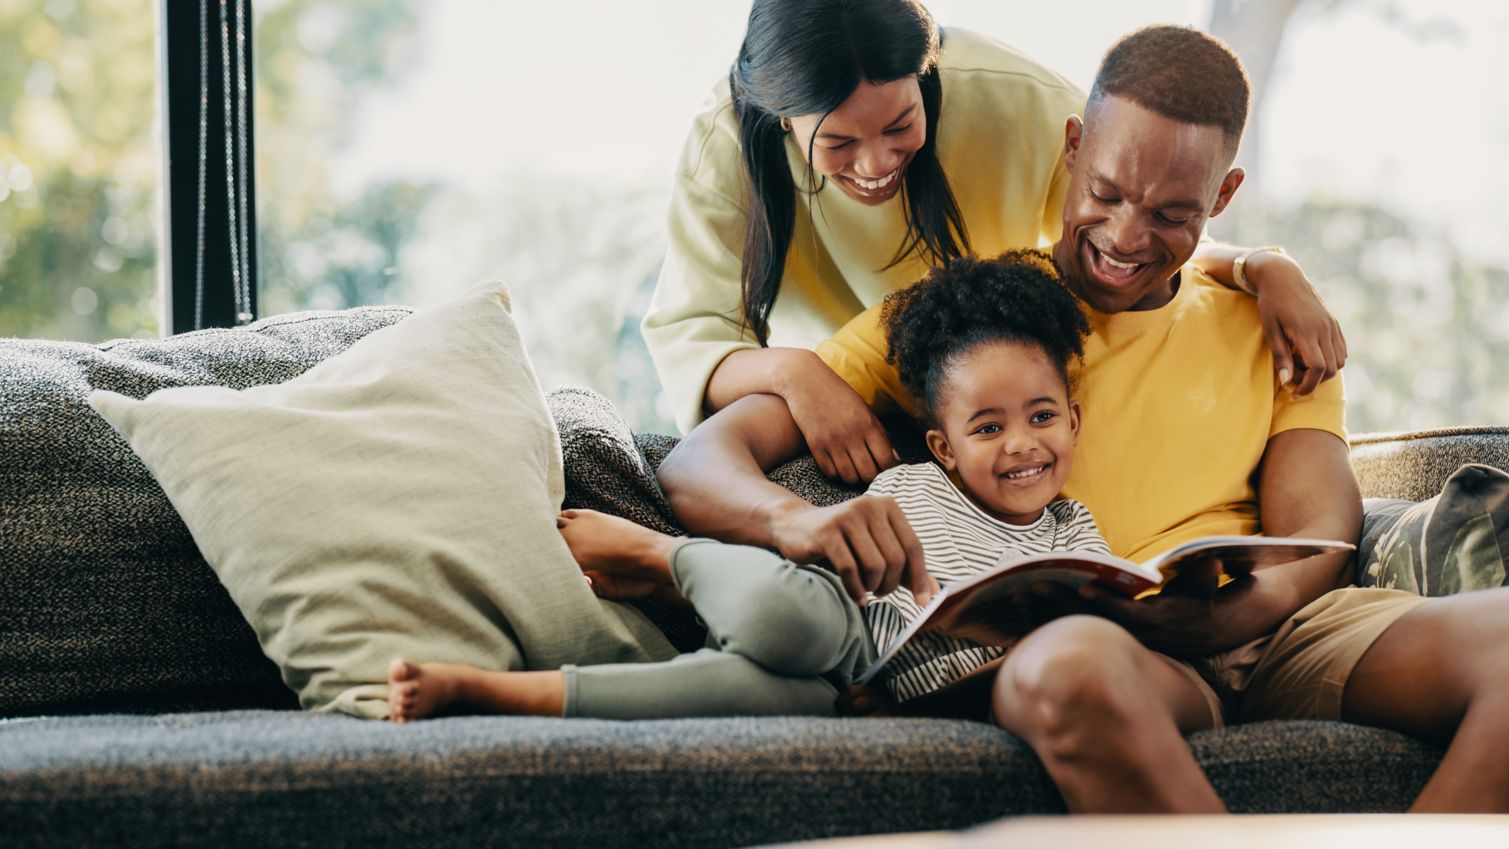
left=704, top=348, right=898, bottom=484
left=1190, top=242, right=1348, bottom=396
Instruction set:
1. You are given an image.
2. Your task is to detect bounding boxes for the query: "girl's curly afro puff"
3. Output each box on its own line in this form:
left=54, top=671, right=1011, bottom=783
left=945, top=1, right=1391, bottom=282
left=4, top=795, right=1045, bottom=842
left=881, top=249, right=1091, bottom=423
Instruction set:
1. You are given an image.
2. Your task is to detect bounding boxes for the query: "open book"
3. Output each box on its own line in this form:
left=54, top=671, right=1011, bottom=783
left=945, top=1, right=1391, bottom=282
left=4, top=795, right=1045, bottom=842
left=856, top=535, right=1355, bottom=685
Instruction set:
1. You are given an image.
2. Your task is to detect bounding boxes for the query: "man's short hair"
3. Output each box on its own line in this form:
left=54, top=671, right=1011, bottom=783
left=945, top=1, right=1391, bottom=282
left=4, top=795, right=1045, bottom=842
left=1088, top=25, right=1250, bottom=154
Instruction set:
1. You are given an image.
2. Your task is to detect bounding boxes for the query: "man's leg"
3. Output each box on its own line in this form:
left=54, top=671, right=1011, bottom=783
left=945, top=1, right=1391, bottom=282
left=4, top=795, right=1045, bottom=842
left=1340, top=587, right=1509, bottom=812
left=991, top=615, right=1226, bottom=813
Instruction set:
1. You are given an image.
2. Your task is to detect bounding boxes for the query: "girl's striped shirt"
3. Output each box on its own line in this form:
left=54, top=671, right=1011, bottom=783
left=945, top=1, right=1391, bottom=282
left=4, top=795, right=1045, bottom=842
left=862, top=462, right=1109, bottom=702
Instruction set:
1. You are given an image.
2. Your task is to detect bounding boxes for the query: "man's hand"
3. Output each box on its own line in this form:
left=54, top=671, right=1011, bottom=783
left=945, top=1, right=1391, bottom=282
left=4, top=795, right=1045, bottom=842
left=1247, top=250, right=1348, bottom=396
left=1079, top=559, right=1260, bottom=658
left=766, top=495, right=938, bottom=605
left=782, top=363, right=899, bottom=484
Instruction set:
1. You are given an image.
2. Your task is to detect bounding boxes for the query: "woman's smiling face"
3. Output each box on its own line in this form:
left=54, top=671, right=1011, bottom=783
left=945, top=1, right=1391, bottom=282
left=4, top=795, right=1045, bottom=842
left=785, top=77, right=926, bottom=206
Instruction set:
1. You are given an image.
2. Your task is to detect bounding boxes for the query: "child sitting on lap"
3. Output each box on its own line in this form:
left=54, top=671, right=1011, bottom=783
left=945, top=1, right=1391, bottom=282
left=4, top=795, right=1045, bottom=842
left=387, top=249, right=1110, bottom=721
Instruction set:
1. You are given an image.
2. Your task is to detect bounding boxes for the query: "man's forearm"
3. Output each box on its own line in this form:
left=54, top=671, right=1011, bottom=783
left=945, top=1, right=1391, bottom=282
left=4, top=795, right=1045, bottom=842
left=1222, top=548, right=1353, bottom=647
left=1232, top=427, right=1363, bottom=642
left=658, top=393, right=811, bottom=546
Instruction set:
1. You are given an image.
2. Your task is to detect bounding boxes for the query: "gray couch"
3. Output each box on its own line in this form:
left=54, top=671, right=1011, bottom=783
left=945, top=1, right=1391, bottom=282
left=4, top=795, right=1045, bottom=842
left=3, top=306, right=1507, bottom=849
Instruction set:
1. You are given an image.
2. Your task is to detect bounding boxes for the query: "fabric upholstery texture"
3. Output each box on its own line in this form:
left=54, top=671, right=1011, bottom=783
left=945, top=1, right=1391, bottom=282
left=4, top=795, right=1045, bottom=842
left=1351, top=427, right=1509, bottom=501
left=0, top=305, right=413, bottom=717
left=0, top=711, right=1441, bottom=849
left=87, top=282, right=676, bottom=718
left=1356, top=464, right=1509, bottom=594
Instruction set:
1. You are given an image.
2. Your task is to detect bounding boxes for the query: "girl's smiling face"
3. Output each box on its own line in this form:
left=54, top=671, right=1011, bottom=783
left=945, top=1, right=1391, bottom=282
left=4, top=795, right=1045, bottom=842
left=785, top=76, right=925, bottom=206
left=924, top=340, right=1081, bottom=526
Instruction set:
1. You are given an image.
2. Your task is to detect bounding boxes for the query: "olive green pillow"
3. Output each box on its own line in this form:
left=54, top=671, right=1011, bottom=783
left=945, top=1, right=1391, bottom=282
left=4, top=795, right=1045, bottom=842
left=1358, top=464, right=1509, bottom=595
left=88, top=281, right=676, bottom=718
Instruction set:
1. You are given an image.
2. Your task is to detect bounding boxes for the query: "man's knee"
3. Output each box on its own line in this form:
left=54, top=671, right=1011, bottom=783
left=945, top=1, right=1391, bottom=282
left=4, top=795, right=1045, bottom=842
left=994, top=616, right=1147, bottom=743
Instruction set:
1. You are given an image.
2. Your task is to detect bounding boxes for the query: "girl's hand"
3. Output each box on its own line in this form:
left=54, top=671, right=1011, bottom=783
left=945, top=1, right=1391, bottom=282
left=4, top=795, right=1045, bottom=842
left=1245, top=250, right=1348, bottom=396
left=782, top=363, right=899, bottom=485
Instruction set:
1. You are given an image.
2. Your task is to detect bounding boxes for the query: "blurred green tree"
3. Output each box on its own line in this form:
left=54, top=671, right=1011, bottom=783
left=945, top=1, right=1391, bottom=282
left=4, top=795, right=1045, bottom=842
left=0, top=0, right=158, bottom=340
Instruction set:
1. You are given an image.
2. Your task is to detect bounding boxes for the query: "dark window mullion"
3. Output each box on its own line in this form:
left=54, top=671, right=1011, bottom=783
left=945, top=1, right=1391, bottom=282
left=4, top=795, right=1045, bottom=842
left=161, top=0, right=257, bottom=335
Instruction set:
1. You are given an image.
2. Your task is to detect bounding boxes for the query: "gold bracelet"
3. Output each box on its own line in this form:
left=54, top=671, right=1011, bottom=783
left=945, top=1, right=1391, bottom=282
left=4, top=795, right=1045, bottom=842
left=1232, top=246, right=1285, bottom=295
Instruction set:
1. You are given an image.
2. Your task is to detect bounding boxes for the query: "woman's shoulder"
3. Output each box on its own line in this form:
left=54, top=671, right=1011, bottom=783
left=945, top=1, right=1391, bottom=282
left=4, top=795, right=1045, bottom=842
left=674, top=78, right=743, bottom=186
left=936, top=28, right=1085, bottom=102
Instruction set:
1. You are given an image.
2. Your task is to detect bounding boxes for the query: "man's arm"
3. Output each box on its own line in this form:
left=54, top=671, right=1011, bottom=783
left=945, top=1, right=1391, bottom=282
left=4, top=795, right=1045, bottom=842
left=1222, top=427, right=1362, bottom=641
left=657, top=394, right=936, bottom=603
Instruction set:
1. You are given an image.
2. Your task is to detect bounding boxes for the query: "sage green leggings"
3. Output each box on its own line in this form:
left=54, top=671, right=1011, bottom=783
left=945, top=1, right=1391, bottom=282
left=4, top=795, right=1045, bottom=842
left=560, top=538, right=875, bottom=718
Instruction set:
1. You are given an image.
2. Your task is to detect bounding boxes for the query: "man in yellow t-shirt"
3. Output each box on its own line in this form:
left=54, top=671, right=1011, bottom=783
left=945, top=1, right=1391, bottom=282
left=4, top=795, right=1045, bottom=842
left=659, top=26, right=1509, bottom=813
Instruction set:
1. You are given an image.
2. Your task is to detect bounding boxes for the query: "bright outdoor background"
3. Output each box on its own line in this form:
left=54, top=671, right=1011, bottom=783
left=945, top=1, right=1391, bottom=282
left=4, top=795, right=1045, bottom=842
left=4, top=0, right=1508, bottom=435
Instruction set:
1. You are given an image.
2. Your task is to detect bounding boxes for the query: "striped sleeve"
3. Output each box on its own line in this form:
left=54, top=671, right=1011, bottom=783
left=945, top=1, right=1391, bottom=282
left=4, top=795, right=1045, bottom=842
left=1050, top=499, right=1112, bottom=555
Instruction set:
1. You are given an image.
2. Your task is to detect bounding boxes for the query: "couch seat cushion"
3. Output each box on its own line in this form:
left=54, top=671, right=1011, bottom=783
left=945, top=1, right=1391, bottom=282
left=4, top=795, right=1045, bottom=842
left=0, top=711, right=1440, bottom=849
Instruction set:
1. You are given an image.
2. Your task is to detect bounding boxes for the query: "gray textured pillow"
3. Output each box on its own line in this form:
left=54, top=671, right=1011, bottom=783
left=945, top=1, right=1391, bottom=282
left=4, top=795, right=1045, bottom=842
left=1, top=306, right=412, bottom=717
left=1358, top=464, right=1509, bottom=595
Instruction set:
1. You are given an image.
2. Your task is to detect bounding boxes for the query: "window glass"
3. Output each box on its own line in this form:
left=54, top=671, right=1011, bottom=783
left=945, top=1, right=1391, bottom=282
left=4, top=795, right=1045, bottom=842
left=254, top=0, right=1509, bottom=433
left=0, top=0, right=160, bottom=341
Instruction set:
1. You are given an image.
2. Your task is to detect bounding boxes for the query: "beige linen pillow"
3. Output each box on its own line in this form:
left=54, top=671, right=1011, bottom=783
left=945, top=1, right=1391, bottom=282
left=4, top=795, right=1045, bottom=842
left=89, top=281, right=675, bottom=719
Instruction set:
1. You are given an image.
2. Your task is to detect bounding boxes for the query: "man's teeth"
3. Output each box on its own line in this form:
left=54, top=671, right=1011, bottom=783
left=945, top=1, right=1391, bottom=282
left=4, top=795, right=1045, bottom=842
left=1004, top=465, right=1046, bottom=480
left=854, top=170, right=898, bottom=191
left=1101, top=254, right=1140, bottom=270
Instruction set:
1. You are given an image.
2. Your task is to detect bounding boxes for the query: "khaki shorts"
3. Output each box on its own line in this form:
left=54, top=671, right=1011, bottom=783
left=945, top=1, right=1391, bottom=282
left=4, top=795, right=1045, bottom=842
left=1172, top=587, right=1428, bottom=727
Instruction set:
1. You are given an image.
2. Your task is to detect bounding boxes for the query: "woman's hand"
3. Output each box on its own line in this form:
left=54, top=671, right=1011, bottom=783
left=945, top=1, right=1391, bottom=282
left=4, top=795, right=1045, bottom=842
left=781, top=359, right=899, bottom=485
left=703, top=348, right=898, bottom=484
left=1244, top=250, right=1348, bottom=396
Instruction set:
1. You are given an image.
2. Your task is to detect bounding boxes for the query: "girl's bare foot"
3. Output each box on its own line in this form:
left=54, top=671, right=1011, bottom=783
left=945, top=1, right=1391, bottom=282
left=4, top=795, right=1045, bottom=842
left=387, top=658, right=565, bottom=722
left=388, top=658, right=464, bottom=723
left=557, top=509, right=681, bottom=585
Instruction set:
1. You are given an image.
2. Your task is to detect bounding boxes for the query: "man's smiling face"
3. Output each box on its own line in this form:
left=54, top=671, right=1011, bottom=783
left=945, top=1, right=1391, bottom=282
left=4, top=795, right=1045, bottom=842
left=1052, top=94, right=1244, bottom=314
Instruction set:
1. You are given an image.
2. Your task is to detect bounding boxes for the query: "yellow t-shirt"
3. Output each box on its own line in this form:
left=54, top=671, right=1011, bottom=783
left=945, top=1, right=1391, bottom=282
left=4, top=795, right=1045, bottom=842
left=643, top=28, right=1086, bottom=432
left=816, top=266, right=1348, bottom=562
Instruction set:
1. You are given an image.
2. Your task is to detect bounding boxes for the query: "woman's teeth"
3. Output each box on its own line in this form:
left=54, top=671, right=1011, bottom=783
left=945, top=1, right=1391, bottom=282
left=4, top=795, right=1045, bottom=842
left=852, top=170, right=898, bottom=191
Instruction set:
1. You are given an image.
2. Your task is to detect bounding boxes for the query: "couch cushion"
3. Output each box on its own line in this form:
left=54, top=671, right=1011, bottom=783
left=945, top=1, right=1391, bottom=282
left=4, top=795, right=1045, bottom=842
left=0, top=711, right=1440, bottom=849
left=87, top=282, right=676, bottom=719
left=1351, top=427, right=1509, bottom=501
left=0, top=306, right=413, bottom=717
left=1357, top=464, right=1509, bottom=594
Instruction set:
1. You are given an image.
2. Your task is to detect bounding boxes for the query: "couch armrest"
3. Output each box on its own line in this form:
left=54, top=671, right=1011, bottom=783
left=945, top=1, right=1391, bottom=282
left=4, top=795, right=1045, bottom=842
left=1350, top=426, right=1509, bottom=501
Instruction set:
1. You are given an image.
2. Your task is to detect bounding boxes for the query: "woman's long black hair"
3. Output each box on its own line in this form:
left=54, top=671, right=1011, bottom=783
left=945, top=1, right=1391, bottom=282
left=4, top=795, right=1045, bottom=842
left=729, top=0, right=970, bottom=345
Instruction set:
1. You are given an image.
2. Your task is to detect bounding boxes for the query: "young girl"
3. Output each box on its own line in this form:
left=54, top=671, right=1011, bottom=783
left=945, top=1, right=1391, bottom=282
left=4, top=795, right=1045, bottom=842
left=388, top=249, right=1109, bottom=722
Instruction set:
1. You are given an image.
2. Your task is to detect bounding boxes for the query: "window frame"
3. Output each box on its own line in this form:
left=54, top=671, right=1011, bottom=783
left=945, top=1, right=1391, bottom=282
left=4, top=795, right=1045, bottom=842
left=159, top=0, right=259, bottom=334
